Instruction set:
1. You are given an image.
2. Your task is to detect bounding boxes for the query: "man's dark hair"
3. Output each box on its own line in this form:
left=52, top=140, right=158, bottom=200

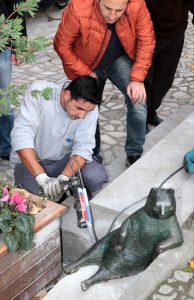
left=65, top=75, right=102, bottom=105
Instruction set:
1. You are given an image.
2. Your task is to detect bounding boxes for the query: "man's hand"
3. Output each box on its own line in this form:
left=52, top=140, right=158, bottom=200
left=89, top=71, right=98, bottom=79
left=183, top=149, right=194, bottom=174
left=127, top=81, right=146, bottom=104
left=57, top=174, right=69, bottom=190
left=11, top=54, right=22, bottom=66
left=35, top=173, right=61, bottom=199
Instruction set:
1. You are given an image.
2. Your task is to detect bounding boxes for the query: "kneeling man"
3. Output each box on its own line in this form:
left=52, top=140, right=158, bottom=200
left=10, top=76, right=108, bottom=199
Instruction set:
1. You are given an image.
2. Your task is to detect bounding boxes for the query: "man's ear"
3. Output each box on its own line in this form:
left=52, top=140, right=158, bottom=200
left=64, top=90, right=71, bottom=99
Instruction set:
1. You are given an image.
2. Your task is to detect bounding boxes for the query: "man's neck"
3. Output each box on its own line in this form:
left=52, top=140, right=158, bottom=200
left=60, top=89, right=68, bottom=111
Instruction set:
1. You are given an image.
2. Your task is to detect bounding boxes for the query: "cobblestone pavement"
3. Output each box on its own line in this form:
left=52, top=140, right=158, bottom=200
left=0, top=7, right=193, bottom=299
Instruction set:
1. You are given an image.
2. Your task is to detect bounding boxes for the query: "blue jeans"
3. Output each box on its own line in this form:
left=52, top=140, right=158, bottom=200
left=0, top=48, right=14, bottom=156
left=95, top=54, right=147, bottom=156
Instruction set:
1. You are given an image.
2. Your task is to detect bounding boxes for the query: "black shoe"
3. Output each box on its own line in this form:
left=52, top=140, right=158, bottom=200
left=146, top=124, right=150, bottom=135
left=126, top=155, right=141, bottom=167
left=0, top=155, right=10, bottom=160
left=92, top=153, right=103, bottom=164
left=148, top=112, right=163, bottom=127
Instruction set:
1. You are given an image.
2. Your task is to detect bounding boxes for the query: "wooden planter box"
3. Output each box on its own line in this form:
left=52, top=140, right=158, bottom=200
left=0, top=200, right=68, bottom=300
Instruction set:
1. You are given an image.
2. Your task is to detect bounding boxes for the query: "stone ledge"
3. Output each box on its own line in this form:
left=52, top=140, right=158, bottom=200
left=92, top=113, right=194, bottom=238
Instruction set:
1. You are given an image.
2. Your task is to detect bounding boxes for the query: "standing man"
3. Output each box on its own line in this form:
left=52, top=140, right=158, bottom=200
left=0, top=0, right=27, bottom=160
left=54, top=0, right=155, bottom=167
left=145, top=0, right=191, bottom=126
left=10, top=76, right=108, bottom=199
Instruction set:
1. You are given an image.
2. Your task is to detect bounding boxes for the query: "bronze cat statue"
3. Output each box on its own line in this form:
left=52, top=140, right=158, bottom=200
left=64, top=188, right=183, bottom=291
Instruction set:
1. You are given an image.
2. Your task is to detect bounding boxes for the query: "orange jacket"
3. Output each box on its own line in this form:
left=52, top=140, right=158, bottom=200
left=54, top=0, right=155, bottom=82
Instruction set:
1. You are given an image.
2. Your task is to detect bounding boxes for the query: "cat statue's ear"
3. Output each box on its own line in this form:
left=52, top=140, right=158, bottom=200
left=166, top=188, right=176, bottom=214
left=167, top=188, right=175, bottom=196
left=144, top=188, right=157, bottom=216
left=149, top=188, right=157, bottom=197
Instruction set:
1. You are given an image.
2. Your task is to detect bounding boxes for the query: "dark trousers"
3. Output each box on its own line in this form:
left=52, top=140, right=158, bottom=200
left=93, top=121, right=101, bottom=156
left=145, top=32, right=185, bottom=122
left=14, top=154, right=108, bottom=195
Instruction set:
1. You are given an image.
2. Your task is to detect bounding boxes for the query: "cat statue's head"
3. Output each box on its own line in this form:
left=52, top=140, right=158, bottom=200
left=144, top=188, right=176, bottom=219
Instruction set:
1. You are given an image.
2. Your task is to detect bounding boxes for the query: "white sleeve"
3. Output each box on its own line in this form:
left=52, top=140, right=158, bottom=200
left=11, top=85, right=41, bottom=152
left=71, top=107, right=98, bottom=162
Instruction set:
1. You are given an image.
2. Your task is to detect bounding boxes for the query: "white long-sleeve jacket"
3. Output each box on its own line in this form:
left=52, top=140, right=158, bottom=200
left=10, top=80, right=98, bottom=164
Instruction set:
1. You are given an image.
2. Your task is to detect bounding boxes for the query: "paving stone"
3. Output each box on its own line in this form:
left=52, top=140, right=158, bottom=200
left=158, top=285, right=174, bottom=295
left=152, top=293, right=178, bottom=300
left=173, top=271, right=193, bottom=282
left=104, top=124, right=115, bottom=131
left=100, top=106, right=108, bottom=112
left=112, top=104, right=125, bottom=110
left=188, top=284, right=194, bottom=297
left=108, top=131, right=126, bottom=138
left=165, top=103, right=180, bottom=108
left=117, top=125, right=126, bottom=131
left=178, top=285, right=185, bottom=293
left=101, top=134, right=117, bottom=145
left=173, top=91, right=190, bottom=99
left=110, top=120, right=122, bottom=125
left=106, top=101, right=116, bottom=108
left=101, top=143, right=110, bottom=150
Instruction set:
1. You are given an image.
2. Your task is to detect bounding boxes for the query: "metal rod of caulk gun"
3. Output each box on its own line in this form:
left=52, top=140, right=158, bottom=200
left=70, top=160, right=84, bottom=187
left=70, top=160, right=97, bottom=243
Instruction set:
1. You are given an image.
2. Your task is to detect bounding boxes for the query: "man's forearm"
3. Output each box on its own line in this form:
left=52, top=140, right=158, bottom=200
left=17, top=148, right=44, bottom=177
left=62, top=155, right=86, bottom=177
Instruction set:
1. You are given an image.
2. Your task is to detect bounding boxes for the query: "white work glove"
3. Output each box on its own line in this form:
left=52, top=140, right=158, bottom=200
left=57, top=174, right=69, bottom=191
left=35, top=173, right=61, bottom=199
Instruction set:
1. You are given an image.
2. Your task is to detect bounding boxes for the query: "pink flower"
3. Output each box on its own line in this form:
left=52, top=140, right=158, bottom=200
left=2, top=186, right=9, bottom=195
left=0, top=194, right=9, bottom=202
left=11, top=192, right=26, bottom=206
left=16, top=203, right=27, bottom=213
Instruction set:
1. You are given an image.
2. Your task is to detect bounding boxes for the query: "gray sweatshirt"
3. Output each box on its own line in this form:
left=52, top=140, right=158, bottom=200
left=10, top=80, right=98, bottom=164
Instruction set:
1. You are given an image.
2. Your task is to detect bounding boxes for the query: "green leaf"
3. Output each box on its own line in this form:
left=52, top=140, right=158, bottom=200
left=0, top=208, right=12, bottom=222
left=20, top=231, right=35, bottom=251
left=15, top=214, right=33, bottom=235
left=30, top=89, right=42, bottom=99
left=0, top=14, right=6, bottom=24
left=41, top=87, right=53, bottom=100
left=0, top=85, right=25, bottom=115
left=0, top=221, right=12, bottom=233
left=14, top=0, right=39, bottom=18
left=28, top=214, right=35, bottom=231
left=3, top=232, right=20, bottom=253
left=31, top=87, right=52, bottom=101
left=0, top=0, right=50, bottom=117
left=12, top=36, right=50, bottom=64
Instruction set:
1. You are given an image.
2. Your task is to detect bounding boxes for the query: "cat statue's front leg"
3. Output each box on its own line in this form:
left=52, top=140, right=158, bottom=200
left=156, top=235, right=184, bottom=255
left=115, top=220, right=130, bottom=252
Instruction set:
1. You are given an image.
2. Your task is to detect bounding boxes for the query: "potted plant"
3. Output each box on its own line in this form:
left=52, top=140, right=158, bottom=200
left=0, top=183, right=35, bottom=252
left=0, top=0, right=52, bottom=115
